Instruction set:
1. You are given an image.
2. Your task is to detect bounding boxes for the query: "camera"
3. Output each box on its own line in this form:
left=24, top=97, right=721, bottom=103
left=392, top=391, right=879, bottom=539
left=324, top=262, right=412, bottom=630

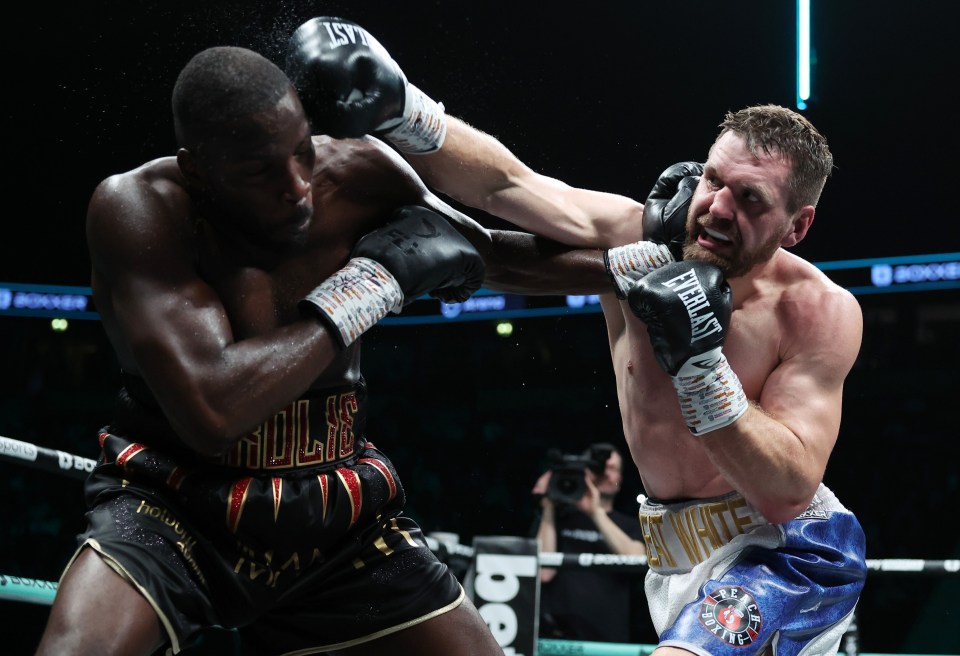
left=544, top=443, right=614, bottom=506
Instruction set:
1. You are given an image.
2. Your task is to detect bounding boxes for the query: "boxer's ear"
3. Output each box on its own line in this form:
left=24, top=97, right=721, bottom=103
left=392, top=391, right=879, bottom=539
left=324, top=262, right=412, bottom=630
left=176, top=148, right=210, bottom=191
left=781, top=206, right=814, bottom=247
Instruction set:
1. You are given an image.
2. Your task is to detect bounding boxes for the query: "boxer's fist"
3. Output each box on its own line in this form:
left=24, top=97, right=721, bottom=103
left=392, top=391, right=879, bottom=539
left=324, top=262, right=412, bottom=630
left=643, top=162, right=703, bottom=261
left=286, top=17, right=446, bottom=153
left=302, top=206, right=484, bottom=348
left=352, top=206, right=485, bottom=306
left=286, top=17, right=404, bottom=138
left=627, top=260, right=747, bottom=434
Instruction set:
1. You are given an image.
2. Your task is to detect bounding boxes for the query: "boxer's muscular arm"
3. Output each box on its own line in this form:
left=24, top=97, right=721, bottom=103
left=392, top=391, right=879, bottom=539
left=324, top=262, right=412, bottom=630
left=407, top=117, right=645, bottom=249
left=483, top=231, right=612, bottom=295
left=699, top=287, right=863, bottom=523
left=425, top=201, right=614, bottom=297
left=286, top=17, right=658, bottom=254
left=410, top=127, right=704, bottom=297
left=87, top=173, right=338, bottom=457
left=370, top=136, right=616, bottom=296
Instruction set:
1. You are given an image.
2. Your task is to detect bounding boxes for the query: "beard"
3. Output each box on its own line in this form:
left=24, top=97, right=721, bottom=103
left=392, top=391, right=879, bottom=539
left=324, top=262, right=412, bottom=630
left=681, top=213, right=784, bottom=279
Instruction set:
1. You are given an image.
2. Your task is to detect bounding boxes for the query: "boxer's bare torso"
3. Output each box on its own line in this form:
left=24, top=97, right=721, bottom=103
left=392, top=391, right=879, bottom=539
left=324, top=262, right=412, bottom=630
left=602, top=248, right=858, bottom=501
left=88, top=134, right=442, bottom=453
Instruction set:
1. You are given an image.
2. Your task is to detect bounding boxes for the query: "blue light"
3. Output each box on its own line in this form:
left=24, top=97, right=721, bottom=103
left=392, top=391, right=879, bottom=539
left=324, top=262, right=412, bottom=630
left=3, top=251, right=958, bottom=325
left=797, top=0, right=811, bottom=110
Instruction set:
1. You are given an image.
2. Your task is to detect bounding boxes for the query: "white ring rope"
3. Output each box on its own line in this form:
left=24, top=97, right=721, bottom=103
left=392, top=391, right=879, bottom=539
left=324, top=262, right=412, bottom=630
left=0, top=434, right=96, bottom=481
left=1, top=434, right=957, bottom=612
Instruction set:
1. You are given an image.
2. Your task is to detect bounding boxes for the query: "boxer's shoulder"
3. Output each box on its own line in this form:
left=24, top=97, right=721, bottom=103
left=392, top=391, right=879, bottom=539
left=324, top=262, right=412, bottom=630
left=771, top=250, right=858, bottom=315
left=91, top=156, right=192, bottom=227
left=87, top=157, right=200, bottom=277
left=313, top=134, right=414, bottom=179
left=312, top=134, right=427, bottom=206
left=96, top=156, right=182, bottom=193
left=764, top=251, right=861, bottom=358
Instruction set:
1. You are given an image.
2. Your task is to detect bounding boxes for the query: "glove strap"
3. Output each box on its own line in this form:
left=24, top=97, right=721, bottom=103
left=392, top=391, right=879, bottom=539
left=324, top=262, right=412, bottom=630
left=301, top=258, right=403, bottom=348
left=672, top=349, right=749, bottom=436
left=379, top=84, right=447, bottom=154
left=604, top=241, right=674, bottom=298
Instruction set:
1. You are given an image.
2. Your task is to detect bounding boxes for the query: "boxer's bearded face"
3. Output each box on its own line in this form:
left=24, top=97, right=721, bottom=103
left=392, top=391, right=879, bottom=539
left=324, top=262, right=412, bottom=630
left=682, top=133, right=794, bottom=279
left=682, top=213, right=785, bottom=279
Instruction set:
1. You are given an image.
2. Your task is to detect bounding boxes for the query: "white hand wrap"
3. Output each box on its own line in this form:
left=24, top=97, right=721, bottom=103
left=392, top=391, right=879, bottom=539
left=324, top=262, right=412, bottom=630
left=378, top=83, right=447, bottom=154
left=672, top=347, right=749, bottom=436
left=605, top=241, right=674, bottom=298
left=302, top=258, right=403, bottom=348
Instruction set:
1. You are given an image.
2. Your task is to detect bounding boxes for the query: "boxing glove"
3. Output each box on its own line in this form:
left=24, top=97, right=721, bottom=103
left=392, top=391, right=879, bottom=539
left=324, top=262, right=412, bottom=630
left=642, top=161, right=704, bottom=261
left=602, top=162, right=703, bottom=298
left=302, top=206, right=485, bottom=347
left=627, top=261, right=748, bottom=435
left=286, top=16, right=446, bottom=153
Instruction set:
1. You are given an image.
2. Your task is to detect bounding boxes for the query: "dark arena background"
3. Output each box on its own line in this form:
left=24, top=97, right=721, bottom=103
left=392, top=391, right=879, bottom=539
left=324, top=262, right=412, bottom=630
left=1, top=1, right=958, bottom=654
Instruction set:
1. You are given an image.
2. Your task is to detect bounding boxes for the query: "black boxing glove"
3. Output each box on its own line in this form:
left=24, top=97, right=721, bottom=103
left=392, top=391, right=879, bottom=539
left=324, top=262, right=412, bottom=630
left=642, top=161, right=704, bottom=261
left=301, top=206, right=485, bottom=347
left=601, top=162, right=704, bottom=298
left=286, top=16, right=446, bottom=154
left=352, top=206, right=485, bottom=305
left=627, top=261, right=748, bottom=435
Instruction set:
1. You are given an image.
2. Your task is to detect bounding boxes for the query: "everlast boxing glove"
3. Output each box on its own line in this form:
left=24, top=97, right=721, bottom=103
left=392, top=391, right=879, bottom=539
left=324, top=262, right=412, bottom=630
left=627, top=260, right=748, bottom=435
left=603, top=162, right=703, bottom=298
left=301, top=206, right=485, bottom=348
left=643, top=161, right=703, bottom=261
left=286, top=16, right=446, bottom=153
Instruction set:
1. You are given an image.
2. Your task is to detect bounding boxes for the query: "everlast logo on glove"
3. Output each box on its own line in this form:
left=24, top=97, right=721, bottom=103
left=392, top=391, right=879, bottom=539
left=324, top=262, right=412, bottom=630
left=312, top=19, right=372, bottom=49
left=384, top=216, right=443, bottom=254
left=627, top=260, right=732, bottom=377
left=660, top=268, right=723, bottom=345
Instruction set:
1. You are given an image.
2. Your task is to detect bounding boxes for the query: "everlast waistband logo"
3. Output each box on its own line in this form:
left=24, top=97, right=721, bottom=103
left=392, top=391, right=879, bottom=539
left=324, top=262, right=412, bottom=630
left=223, top=392, right=358, bottom=470
left=662, top=268, right=723, bottom=344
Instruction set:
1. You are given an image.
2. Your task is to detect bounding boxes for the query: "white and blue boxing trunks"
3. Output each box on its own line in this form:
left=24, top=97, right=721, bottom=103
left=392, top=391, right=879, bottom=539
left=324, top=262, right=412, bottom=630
left=639, top=484, right=866, bottom=655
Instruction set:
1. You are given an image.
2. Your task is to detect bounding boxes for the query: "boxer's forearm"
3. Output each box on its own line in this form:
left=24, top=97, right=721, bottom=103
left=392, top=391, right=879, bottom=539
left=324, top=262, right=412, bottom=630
left=407, top=117, right=644, bottom=248
left=483, top=230, right=613, bottom=295
left=699, top=404, right=826, bottom=524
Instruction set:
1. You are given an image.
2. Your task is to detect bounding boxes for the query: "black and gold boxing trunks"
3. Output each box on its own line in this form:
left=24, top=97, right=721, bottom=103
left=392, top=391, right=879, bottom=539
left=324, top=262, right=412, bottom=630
left=65, top=380, right=464, bottom=654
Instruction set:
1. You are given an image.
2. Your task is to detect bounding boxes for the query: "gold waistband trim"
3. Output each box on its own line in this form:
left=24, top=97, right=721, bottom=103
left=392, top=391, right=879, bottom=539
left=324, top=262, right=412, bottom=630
left=639, top=491, right=769, bottom=574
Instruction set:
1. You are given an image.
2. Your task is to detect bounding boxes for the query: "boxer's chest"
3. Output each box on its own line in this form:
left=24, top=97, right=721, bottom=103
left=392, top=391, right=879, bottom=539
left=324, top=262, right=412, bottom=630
left=623, top=299, right=782, bottom=402
left=195, top=231, right=356, bottom=339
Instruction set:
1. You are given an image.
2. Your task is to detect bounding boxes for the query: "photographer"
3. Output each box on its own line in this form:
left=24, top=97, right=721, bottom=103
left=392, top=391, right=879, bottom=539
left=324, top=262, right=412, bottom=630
left=531, top=442, right=651, bottom=643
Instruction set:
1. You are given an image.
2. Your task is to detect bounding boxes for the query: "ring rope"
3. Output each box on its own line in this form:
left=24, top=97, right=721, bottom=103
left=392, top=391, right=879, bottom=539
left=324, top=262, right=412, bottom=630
left=2, top=435, right=957, bottom=575
left=0, top=570, right=943, bottom=656
left=0, top=574, right=59, bottom=606
left=4, top=547, right=959, bottom=609
left=0, top=434, right=96, bottom=481
left=426, top=537, right=959, bottom=574
left=1, top=434, right=957, bottom=616
left=0, top=571, right=945, bottom=656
